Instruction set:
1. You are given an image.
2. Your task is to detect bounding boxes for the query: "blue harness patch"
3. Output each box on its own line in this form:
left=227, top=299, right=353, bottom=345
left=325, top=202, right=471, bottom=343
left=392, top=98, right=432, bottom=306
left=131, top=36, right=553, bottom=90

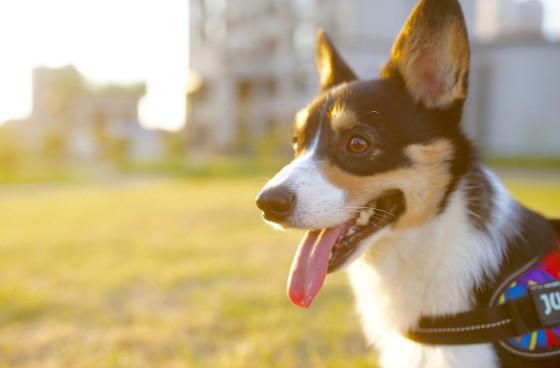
left=494, top=241, right=560, bottom=357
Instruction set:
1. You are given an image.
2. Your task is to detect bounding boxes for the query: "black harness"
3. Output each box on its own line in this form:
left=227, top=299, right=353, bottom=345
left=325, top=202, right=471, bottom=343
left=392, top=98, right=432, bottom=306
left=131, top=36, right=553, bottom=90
left=407, top=282, right=560, bottom=346
left=407, top=223, right=560, bottom=365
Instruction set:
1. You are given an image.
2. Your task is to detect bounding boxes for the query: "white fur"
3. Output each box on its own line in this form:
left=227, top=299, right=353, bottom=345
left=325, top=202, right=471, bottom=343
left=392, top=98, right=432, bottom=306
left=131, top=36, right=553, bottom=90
left=346, top=168, right=519, bottom=368
left=261, top=134, right=350, bottom=229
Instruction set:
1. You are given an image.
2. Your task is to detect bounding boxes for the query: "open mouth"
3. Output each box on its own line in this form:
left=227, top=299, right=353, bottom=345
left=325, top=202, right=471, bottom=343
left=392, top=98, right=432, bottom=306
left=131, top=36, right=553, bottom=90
left=328, top=190, right=406, bottom=273
left=287, top=190, right=405, bottom=308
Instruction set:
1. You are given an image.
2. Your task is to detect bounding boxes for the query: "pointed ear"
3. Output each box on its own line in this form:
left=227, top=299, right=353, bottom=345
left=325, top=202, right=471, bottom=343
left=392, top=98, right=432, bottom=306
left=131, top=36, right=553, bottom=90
left=316, top=30, right=357, bottom=91
left=381, top=0, right=470, bottom=109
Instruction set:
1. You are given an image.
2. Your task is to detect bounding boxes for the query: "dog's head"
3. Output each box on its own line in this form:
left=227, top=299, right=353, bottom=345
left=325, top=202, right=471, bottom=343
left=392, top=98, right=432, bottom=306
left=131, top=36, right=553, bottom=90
left=256, top=0, right=473, bottom=307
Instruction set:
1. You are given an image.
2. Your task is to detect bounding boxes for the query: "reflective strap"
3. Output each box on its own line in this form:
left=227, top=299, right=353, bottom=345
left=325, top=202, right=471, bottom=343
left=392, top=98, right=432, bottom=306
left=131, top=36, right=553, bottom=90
left=407, top=297, right=542, bottom=345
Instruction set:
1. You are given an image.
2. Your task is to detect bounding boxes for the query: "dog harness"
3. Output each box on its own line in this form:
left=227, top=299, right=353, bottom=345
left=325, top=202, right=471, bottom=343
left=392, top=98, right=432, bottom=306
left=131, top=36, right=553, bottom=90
left=407, top=238, right=560, bottom=359
left=495, top=248, right=560, bottom=356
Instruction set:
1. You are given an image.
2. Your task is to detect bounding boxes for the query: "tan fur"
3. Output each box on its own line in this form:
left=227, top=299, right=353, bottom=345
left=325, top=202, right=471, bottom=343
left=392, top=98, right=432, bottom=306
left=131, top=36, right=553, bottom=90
left=322, top=139, right=454, bottom=228
left=315, top=30, right=356, bottom=90
left=406, top=139, right=454, bottom=164
left=329, top=104, right=358, bottom=131
left=381, top=3, right=469, bottom=108
left=294, top=108, right=310, bottom=132
left=316, top=32, right=337, bottom=89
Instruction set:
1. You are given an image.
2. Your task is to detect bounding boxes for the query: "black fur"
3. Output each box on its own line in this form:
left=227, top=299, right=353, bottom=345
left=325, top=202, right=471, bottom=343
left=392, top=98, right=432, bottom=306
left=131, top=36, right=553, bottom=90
left=463, top=164, right=495, bottom=232
left=293, top=75, right=474, bottom=214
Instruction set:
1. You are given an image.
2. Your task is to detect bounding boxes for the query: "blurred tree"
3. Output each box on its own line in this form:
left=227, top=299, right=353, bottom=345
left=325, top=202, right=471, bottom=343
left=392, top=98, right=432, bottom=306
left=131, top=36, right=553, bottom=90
left=0, top=122, right=25, bottom=169
left=162, top=130, right=188, bottom=159
left=42, top=129, right=67, bottom=161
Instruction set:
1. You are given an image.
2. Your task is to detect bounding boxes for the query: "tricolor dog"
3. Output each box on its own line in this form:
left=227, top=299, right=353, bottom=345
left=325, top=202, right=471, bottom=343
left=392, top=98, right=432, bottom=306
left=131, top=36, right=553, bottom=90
left=256, top=0, right=560, bottom=367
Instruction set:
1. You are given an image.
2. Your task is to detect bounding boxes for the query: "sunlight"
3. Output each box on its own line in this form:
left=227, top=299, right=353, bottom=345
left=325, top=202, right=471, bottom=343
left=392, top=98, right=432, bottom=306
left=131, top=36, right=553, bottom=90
left=542, top=0, right=560, bottom=39
left=0, top=0, right=188, bottom=130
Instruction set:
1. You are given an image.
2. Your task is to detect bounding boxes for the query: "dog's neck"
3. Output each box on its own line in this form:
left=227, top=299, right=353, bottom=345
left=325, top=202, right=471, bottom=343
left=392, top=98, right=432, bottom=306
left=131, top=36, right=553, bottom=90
left=347, top=164, right=518, bottom=341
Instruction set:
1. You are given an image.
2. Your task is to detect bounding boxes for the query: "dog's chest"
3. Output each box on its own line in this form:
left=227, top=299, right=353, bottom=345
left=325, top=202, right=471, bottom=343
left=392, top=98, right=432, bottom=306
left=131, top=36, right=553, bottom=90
left=347, top=258, right=498, bottom=368
left=345, top=192, right=501, bottom=368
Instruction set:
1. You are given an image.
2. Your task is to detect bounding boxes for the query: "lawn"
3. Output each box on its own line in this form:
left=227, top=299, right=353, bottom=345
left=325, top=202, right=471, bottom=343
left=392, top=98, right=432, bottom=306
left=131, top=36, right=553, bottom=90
left=0, top=172, right=558, bottom=368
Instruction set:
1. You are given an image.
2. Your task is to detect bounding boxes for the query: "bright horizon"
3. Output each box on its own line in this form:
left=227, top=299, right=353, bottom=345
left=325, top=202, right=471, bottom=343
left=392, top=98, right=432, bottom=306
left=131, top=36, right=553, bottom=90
left=0, top=1, right=558, bottom=131
left=0, top=0, right=189, bottom=131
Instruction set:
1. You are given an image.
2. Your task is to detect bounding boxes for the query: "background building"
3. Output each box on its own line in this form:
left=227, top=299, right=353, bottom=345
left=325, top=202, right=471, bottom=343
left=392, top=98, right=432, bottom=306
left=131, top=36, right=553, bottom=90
left=29, top=66, right=164, bottom=161
left=187, top=0, right=560, bottom=157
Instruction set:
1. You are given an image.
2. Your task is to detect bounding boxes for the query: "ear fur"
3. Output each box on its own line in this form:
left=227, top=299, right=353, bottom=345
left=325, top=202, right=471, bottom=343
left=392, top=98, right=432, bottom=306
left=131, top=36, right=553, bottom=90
left=381, top=0, right=470, bottom=109
left=316, top=30, right=357, bottom=91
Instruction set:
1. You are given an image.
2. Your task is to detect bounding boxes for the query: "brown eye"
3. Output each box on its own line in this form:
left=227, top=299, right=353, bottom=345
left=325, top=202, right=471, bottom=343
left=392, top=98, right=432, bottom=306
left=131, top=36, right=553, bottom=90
left=347, top=136, right=369, bottom=154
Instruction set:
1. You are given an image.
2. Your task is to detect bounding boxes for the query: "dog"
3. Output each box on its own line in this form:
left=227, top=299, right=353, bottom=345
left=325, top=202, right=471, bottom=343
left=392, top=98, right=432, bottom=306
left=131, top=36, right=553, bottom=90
left=256, top=0, right=560, bottom=367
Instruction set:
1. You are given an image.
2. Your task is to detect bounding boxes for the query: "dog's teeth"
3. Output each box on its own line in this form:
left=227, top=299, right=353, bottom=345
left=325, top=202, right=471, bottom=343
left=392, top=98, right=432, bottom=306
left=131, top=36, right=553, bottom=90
left=356, top=208, right=375, bottom=226
left=356, top=210, right=369, bottom=226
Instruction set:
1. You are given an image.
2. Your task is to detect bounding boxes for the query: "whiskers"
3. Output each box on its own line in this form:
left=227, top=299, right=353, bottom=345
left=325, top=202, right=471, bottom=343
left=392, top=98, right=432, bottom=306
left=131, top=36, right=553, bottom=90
left=343, top=206, right=397, bottom=219
left=340, top=205, right=398, bottom=229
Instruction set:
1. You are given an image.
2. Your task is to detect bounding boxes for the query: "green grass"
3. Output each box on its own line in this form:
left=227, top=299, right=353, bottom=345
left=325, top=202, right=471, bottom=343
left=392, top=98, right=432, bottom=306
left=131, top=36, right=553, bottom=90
left=0, top=177, right=372, bottom=368
left=0, top=173, right=558, bottom=367
left=484, top=156, right=560, bottom=171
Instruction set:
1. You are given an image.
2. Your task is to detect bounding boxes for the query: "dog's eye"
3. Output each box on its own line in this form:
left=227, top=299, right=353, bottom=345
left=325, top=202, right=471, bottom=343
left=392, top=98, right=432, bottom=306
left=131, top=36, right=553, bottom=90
left=347, top=136, right=369, bottom=154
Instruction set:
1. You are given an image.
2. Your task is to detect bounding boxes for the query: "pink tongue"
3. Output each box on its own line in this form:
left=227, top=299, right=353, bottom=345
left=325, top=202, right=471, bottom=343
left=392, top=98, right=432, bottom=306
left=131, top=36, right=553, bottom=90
left=287, top=226, right=345, bottom=308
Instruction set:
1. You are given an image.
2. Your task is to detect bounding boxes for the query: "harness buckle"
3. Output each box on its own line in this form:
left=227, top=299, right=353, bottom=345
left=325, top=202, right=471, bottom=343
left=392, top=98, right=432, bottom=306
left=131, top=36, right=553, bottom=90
left=506, top=299, right=529, bottom=336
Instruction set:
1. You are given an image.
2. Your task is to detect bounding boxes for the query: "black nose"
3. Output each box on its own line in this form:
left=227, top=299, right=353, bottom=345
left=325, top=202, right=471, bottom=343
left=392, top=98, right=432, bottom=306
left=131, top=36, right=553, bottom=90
left=256, top=187, right=296, bottom=222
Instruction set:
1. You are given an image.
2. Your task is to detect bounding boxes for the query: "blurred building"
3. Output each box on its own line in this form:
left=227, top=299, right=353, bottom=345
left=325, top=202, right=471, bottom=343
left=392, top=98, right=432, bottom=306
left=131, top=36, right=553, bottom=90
left=187, top=0, right=308, bottom=151
left=29, top=66, right=164, bottom=161
left=465, top=0, right=560, bottom=156
left=500, top=0, right=543, bottom=37
left=187, top=0, right=560, bottom=156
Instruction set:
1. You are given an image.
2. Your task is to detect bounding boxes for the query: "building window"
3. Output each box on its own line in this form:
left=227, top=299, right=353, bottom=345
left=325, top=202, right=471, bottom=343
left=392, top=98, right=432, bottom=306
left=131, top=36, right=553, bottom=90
left=291, top=0, right=313, bottom=17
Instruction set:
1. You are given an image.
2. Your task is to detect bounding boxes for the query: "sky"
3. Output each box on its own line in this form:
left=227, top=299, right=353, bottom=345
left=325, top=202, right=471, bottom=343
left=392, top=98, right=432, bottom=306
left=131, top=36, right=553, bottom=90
left=0, top=0, right=557, bottom=131
left=0, top=0, right=189, bottom=130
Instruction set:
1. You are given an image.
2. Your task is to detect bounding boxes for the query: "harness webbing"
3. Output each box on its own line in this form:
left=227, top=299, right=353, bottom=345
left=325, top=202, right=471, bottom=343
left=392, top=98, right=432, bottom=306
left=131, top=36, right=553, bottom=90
left=408, top=226, right=560, bottom=348
left=407, top=296, right=542, bottom=345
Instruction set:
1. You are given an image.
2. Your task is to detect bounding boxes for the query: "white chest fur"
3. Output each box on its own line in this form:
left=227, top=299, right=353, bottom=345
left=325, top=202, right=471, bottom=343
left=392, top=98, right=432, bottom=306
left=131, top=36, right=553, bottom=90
left=346, top=176, right=518, bottom=368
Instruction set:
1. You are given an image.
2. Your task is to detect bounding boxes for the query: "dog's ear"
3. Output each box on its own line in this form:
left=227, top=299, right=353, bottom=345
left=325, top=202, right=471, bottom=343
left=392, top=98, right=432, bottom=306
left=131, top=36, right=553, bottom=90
left=316, top=30, right=356, bottom=91
left=381, top=0, right=470, bottom=109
